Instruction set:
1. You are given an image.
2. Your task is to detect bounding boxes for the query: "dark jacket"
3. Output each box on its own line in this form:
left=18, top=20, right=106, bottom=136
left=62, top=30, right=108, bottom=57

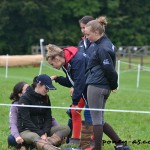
left=86, top=34, right=118, bottom=90
left=18, top=86, right=52, bottom=136
left=78, top=36, right=95, bottom=57
left=55, top=47, right=89, bottom=105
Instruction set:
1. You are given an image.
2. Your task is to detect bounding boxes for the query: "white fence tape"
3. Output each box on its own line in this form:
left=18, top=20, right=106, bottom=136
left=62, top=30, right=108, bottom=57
left=0, top=103, right=150, bottom=114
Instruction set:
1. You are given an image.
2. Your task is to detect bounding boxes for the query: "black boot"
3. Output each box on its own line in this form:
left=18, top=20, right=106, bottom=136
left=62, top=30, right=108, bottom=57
left=93, top=125, right=103, bottom=150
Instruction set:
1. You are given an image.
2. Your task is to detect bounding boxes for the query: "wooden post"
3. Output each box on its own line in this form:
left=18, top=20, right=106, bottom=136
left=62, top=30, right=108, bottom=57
left=128, top=49, right=131, bottom=69
left=140, top=54, right=144, bottom=70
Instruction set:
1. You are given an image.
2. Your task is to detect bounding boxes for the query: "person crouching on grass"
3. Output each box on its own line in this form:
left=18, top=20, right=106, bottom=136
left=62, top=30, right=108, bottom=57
left=17, top=74, right=70, bottom=150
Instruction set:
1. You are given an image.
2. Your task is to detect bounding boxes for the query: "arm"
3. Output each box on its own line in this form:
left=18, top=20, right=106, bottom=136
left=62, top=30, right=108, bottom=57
left=9, top=104, right=24, bottom=144
left=55, top=75, right=72, bottom=87
left=70, top=57, right=87, bottom=105
left=98, top=48, right=118, bottom=90
left=9, top=105, right=20, bottom=139
left=51, top=73, right=72, bottom=87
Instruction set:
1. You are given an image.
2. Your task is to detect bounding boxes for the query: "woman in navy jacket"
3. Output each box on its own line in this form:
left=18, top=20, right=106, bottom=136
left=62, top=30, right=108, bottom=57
left=84, top=17, right=130, bottom=150
left=46, top=44, right=92, bottom=148
left=78, top=16, right=95, bottom=57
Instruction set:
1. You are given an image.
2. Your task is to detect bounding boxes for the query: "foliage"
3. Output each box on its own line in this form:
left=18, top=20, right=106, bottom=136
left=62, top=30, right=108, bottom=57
left=0, top=0, right=150, bottom=55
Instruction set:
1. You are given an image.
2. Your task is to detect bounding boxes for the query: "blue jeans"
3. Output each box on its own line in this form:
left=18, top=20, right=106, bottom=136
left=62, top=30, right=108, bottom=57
left=84, top=104, right=92, bottom=123
left=7, top=134, right=34, bottom=149
left=8, top=135, right=18, bottom=148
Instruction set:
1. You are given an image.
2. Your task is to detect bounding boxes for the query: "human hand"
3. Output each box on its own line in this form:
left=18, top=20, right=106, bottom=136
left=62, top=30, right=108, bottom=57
left=70, top=87, right=74, bottom=97
left=50, top=76, right=57, bottom=80
left=15, top=136, right=24, bottom=144
left=112, top=89, right=117, bottom=93
left=41, top=133, right=47, bottom=141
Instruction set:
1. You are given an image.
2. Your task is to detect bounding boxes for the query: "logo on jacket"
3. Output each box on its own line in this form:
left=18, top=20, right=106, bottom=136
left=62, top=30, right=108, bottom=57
left=79, top=45, right=84, bottom=47
left=112, top=44, right=115, bottom=51
left=103, top=59, right=110, bottom=65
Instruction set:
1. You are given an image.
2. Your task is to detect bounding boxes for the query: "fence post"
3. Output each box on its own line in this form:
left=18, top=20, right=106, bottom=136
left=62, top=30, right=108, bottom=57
left=117, top=60, right=120, bottom=89
left=128, top=50, right=132, bottom=69
left=137, top=64, right=141, bottom=88
left=40, top=38, right=44, bottom=56
left=140, top=54, right=144, bottom=70
left=5, top=54, right=8, bottom=79
left=39, top=60, right=43, bottom=75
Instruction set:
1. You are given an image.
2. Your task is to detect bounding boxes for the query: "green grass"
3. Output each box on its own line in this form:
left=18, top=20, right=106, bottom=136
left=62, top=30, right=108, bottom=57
left=0, top=60, right=150, bottom=150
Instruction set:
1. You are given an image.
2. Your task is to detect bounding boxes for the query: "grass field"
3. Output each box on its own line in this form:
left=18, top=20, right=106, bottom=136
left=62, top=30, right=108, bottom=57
left=0, top=60, right=150, bottom=150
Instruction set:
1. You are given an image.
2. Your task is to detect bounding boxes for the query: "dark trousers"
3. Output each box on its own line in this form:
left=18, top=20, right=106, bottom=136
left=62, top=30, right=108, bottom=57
left=8, top=134, right=34, bottom=149
left=8, top=135, right=18, bottom=148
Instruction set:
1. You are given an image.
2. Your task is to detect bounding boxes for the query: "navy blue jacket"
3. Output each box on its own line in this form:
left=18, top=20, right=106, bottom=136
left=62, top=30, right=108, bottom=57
left=55, top=51, right=89, bottom=105
left=86, top=35, right=118, bottom=90
left=78, top=37, right=95, bottom=57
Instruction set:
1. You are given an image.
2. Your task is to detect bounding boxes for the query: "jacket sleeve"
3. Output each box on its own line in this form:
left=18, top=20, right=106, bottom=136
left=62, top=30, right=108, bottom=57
left=42, top=97, right=52, bottom=133
left=98, top=48, right=118, bottom=90
left=55, top=75, right=72, bottom=87
left=71, top=58, right=87, bottom=105
left=18, top=97, right=45, bottom=136
left=9, top=105, right=20, bottom=138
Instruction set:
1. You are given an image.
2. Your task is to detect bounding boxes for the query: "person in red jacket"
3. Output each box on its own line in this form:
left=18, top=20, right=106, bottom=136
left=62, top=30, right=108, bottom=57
left=46, top=44, right=92, bottom=149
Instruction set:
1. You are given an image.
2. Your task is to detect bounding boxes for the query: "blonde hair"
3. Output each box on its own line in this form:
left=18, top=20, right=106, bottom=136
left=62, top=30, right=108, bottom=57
left=46, top=44, right=64, bottom=61
left=86, top=16, right=108, bottom=34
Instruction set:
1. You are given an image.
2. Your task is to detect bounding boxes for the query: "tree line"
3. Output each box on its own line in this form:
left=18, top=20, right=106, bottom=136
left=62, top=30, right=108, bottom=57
left=0, top=0, right=149, bottom=55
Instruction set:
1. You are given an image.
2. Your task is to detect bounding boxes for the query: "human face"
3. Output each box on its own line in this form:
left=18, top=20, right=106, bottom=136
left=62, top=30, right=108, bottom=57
left=48, top=56, right=63, bottom=70
left=22, top=84, right=29, bottom=94
left=80, top=23, right=86, bottom=35
left=36, top=84, right=49, bottom=96
left=18, top=84, right=29, bottom=97
left=84, top=26, right=99, bottom=42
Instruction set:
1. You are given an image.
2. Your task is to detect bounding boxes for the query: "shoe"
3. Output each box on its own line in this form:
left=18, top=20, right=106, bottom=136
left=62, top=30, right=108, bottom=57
left=114, top=144, right=131, bottom=150
left=62, top=148, right=82, bottom=150
left=85, top=147, right=94, bottom=150
left=123, top=145, right=131, bottom=150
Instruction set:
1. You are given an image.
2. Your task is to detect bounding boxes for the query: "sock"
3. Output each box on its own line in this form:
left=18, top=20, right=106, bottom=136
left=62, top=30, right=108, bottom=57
left=71, top=98, right=85, bottom=138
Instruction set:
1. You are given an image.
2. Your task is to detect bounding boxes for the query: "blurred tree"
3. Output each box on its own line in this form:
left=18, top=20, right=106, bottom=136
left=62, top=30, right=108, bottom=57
left=107, top=0, right=150, bottom=46
left=0, top=0, right=149, bottom=55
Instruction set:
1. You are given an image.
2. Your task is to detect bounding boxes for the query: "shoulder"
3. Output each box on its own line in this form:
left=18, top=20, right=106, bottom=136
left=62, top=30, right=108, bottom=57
left=18, top=92, right=30, bottom=104
left=71, top=52, right=89, bottom=63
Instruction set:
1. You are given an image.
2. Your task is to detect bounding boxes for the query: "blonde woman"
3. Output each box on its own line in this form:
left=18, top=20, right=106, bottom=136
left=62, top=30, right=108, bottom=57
left=46, top=44, right=93, bottom=149
left=84, top=17, right=131, bottom=150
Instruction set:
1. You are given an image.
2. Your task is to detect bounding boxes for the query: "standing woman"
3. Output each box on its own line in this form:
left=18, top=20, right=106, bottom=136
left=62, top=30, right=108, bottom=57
left=78, top=15, right=95, bottom=56
left=18, top=74, right=70, bottom=150
left=46, top=45, right=93, bottom=149
left=65, top=16, right=95, bottom=146
left=84, top=17, right=130, bottom=150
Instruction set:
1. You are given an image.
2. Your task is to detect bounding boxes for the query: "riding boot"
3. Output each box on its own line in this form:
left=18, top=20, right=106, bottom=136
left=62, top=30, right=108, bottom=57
left=80, top=121, right=93, bottom=149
